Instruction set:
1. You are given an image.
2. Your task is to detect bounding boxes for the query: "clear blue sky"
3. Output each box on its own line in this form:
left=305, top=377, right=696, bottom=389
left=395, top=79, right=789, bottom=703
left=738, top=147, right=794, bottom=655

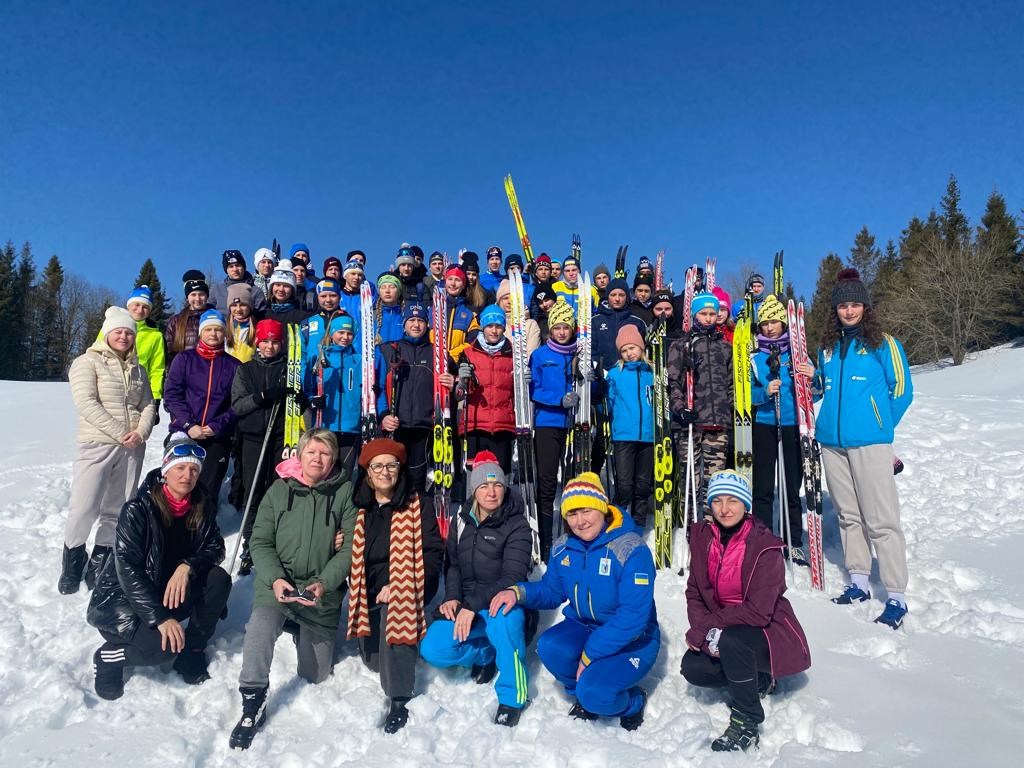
left=2, top=0, right=1022, bottom=301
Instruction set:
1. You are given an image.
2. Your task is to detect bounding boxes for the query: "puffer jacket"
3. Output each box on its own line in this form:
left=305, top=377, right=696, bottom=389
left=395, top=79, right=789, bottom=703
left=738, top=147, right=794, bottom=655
left=605, top=360, right=654, bottom=443
left=69, top=339, right=156, bottom=445
left=375, top=335, right=437, bottom=429
left=87, top=468, right=224, bottom=639
left=231, top=352, right=287, bottom=438
left=445, top=492, right=533, bottom=612
left=459, top=339, right=515, bottom=434
left=667, top=325, right=732, bottom=429
left=163, top=347, right=240, bottom=439
left=529, top=340, right=575, bottom=429
left=303, top=341, right=361, bottom=434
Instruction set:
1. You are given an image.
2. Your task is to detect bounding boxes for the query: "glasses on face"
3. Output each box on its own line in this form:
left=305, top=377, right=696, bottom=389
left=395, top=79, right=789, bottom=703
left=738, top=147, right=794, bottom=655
left=369, top=461, right=401, bottom=474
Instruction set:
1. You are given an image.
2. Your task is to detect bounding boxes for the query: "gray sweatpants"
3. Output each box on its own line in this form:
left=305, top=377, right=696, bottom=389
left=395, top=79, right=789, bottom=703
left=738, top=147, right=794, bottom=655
left=821, top=443, right=908, bottom=593
left=238, top=606, right=335, bottom=688
left=65, top=441, right=145, bottom=548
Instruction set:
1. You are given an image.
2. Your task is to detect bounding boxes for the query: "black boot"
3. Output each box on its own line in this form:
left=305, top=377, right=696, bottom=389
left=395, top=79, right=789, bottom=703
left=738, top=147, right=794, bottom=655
left=84, top=545, right=112, bottom=591
left=619, top=688, right=647, bottom=731
left=229, top=686, right=268, bottom=750
left=568, top=699, right=598, bottom=721
left=237, top=542, right=254, bottom=577
left=383, top=697, right=410, bottom=734
left=711, top=711, right=760, bottom=752
left=58, top=544, right=88, bottom=595
left=93, top=646, right=125, bottom=700
left=494, top=703, right=522, bottom=727
left=471, top=660, right=497, bottom=685
left=173, top=649, right=210, bottom=685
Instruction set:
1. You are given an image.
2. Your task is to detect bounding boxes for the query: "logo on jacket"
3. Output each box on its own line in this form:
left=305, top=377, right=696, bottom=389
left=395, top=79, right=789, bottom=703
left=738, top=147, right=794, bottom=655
left=560, top=555, right=571, bottom=567
left=629, top=657, right=640, bottom=669
left=634, top=573, right=649, bottom=586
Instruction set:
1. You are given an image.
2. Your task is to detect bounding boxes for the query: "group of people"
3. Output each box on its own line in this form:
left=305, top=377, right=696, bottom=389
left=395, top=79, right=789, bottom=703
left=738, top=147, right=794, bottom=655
left=59, top=240, right=913, bottom=753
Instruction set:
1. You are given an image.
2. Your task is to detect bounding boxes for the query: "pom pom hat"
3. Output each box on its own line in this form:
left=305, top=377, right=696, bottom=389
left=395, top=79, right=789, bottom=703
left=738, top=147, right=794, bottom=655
left=756, top=294, right=787, bottom=326
left=467, top=450, right=505, bottom=496
left=831, top=267, right=872, bottom=308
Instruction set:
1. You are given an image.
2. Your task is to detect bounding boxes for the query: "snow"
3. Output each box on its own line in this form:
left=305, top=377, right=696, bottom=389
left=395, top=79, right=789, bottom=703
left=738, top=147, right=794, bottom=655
left=1, top=345, right=1023, bottom=766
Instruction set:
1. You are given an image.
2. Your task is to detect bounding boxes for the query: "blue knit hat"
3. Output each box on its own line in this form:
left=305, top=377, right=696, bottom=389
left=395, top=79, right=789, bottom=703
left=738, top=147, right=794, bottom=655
left=198, top=309, right=226, bottom=333
left=316, top=279, right=340, bottom=295
left=637, top=256, right=653, bottom=271
left=328, top=313, right=355, bottom=335
left=480, top=304, right=506, bottom=328
left=127, top=285, right=152, bottom=308
left=343, top=259, right=364, bottom=275
left=290, top=243, right=310, bottom=259
left=691, top=291, right=719, bottom=317
left=403, top=303, right=428, bottom=323
left=706, top=470, right=752, bottom=511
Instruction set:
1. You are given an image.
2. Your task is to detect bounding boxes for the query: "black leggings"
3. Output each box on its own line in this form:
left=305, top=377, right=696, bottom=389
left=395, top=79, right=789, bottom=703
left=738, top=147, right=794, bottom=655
left=534, top=426, right=567, bottom=563
left=680, top=625, right=772, bottom=723
left=612, top=441, right=654, bottom=528
left=752, top=422, right=804, bottom=547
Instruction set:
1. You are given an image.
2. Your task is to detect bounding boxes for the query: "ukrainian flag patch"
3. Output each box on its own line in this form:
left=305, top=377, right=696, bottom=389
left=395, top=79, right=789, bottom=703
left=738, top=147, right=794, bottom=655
left=634, top=573, right=650, bottom=586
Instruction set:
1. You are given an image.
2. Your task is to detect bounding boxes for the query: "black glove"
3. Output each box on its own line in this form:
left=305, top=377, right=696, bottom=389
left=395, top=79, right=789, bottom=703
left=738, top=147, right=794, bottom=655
left=455, top=384, right=468, bottom=402
left=293, top=388, right=310, bottom=411
left=258, top=386, right=288, bottom=406
left=309, top=394, right=326, bottom=410
left=152, top=398, right=161, bottom=425
left=680, top=408, right=699, bottom=425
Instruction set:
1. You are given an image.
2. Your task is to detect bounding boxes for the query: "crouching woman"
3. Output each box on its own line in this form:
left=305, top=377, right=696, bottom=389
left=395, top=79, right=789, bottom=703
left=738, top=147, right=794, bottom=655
left=681, top=470, right=811, bottom=752
left=490, top=472, right=659, bottom=731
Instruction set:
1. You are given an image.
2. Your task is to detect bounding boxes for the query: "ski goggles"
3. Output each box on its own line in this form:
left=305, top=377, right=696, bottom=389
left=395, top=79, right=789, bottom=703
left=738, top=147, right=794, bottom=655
left=166, top=443, right=207, bottom=460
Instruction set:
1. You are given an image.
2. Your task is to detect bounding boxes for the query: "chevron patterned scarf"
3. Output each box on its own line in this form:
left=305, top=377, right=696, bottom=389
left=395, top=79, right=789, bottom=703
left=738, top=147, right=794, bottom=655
left=346, top=493, right=426, bottom=645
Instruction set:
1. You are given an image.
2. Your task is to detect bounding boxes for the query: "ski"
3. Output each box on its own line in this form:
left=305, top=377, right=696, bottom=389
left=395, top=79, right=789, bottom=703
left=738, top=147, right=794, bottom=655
left=654, top=250, right=665, bottom=290
left=359, top=281, right=379, bottom=444
left=649, top=318, right=674, bottom=569
left=283, top=323, right=304, bottom=459
left=680, top=265, right=699, bottom=526
left=732, top=314, right=753, bottom=485
left=614, top=245, right=628, bottom=279
left=504, top=174, right=535, bottom=268
left=509, top=268, right=541, bottom=564
left=774, top=250, right=785, bottom=297
left=572, top=268, right=593, bottom=475
left=705, top=257, right=716, bottom=291
left=431, top=285, right=453, bottom=542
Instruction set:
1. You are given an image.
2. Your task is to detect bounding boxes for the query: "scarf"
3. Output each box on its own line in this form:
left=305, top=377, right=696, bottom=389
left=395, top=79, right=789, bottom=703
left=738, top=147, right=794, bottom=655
left=546, top=337, right=577, bottom=355
left=161, top=484, right=191, bottom=518
left=196, top=340, right=222, bottom=360
left=756, top=331, right=790, bottom=355
left=346, top=492, right=427, bottom=645
left=477, top=335, right=505, bottom=355
left=271, top=301, right=295, bottom=313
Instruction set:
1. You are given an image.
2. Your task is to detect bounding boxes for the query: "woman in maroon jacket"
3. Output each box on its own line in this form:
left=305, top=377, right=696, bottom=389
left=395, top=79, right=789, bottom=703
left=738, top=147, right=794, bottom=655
left=682, top=470, right=810, bottom=753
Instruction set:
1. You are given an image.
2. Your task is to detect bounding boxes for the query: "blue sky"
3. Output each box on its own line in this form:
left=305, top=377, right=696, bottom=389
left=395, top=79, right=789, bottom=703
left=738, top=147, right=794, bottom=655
left=2, top=1, right=1022, bottom=301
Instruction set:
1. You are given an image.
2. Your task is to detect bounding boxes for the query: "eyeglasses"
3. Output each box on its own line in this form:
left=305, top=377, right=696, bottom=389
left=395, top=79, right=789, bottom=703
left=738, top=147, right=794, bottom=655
left=167, top=443, right=207, bottom=460
left=368, top=461, right=401, bottom=474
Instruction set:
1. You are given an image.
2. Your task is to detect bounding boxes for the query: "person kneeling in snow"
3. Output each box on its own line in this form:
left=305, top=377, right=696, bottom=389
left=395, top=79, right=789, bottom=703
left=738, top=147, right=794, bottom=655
left=87, top=436, right=231, bottom=701
left=681, top=470, right=811, bottom=752
left=420, top=452, right=533, bottom=727
left=490, top=473, right=659, bottom=731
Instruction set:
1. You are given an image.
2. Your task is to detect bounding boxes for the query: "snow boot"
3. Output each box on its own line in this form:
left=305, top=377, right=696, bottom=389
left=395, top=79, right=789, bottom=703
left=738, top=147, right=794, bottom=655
left=831, top=584, right=870, bottom=605
left=787, top=546, right=809, bottom=567
left=471, top=660, right=497, bottom=685
left=237, top=542, right=254, bottom=577
left=229, top=686, right=268, bottom=750
left=84, top=545, right=112, bottom=591
left=93, top=646, right=125, bottom=700
left=383, top=697, right=410, bottom=734
left=874, top=599, right=908, bottom=630
left=58, top=544, right=88, bottom=595
left=568, top=699, right=598, bottom=721
left=494, top=704, right=522, bottom=727
left=711, top=712, right=760, bottom=752
left=173, top=649, right=210, bottom=685
left=619, top=688, right=647, bottom=731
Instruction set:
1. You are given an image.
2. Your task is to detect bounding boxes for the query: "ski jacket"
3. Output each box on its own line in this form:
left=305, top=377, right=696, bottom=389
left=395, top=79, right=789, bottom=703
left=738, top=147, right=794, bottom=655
left=265, top=305, right=310, bottom=327
left=667, top=326, right=733, bottom=429
left=516, top=507, right=660, bottom=668
left=606, top=360, right=654, bottom=443
left=751, top=345, right=797, bottom=427
left=250, top=460, right=358, bottom=633
left=629, top=299, right=654, bottom=327
left=164, top=304, right=212, bottom=363
left=445, top=296, right=480, bottom=359
left=163, top=347, right=240, bottom=439
left=69, top=339, right=157, bottom=445
left=685, top=517, right=811, bottom=679
left=530, top=341, right=575, bottom=429
left=375, top=336, right=436, bottom=429
left=303, top=310, right=347, bottom=369
left=231, top=353, right=287, bottom=438
left=814, top=331, right=913, bottom=448
left=303, top=342, right=361, bottom=433
left=460, top=339, right=516, bottom=434
left=399, top=275, right=427, bottom=305
left=445, top=492, right=533, bottom=613
left=552, top=279, right=599, bottom=317
left=87, top=468, right=224, bottom=640
left=226, top=323, right=255, bottom=363
left=209, top=272, right=268, bottom=313
left=593, top=304, right=647, bottom=371
left=372, top=303, right=405, bottom=344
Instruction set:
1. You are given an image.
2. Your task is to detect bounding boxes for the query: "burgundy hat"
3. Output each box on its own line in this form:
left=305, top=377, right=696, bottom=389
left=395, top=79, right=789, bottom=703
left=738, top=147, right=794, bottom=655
left=358, top=438, right=408, bottom=469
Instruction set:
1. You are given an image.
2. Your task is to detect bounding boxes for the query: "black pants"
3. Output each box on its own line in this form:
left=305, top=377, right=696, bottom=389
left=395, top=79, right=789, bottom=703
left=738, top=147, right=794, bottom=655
left=680, top=625, right=772, bottom=723
left=99, top=566, right=231, bottom=666
left=534, top=426, right=567, bottom=563
left=591, top=412, right=608, bottom=476
left=237, top=431, right=286, bottom=541
left=395, top=427, right=435, bottom=521
left=613, top=441, right=654, bottom=528
left=465, top=430, right=515, bottom=474
left=752, top=422, right=804, bottom=547
left=358, top=604, right=419, bottom=699
left=333, top=431, right=360, bottom=480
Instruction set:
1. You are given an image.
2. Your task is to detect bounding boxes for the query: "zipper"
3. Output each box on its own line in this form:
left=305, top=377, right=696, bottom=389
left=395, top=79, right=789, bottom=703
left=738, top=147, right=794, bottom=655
left=836, top=345, right=846, bottom=446
left=634, top=367, right=643, bottom=441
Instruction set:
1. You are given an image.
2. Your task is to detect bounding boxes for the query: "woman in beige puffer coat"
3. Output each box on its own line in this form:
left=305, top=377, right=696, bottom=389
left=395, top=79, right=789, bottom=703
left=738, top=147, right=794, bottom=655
left=61, top=306, right=157, bottom=595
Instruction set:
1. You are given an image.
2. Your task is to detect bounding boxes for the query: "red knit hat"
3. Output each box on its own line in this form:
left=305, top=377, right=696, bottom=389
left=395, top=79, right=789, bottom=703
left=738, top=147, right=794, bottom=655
left=358, top=438, right=407, bottom=469
left=254, top=318, right=284, bottom=344
left=445, top=264, right=466, bottom=281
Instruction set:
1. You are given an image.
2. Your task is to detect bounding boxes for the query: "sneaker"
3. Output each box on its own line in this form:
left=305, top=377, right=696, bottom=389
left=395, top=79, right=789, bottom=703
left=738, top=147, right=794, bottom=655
left=711, top=712, right=760, bottom=752
left=874, top=599, right=908, bottom=630
left=568, top=700, right=598, bottom=721
left=383, top=698, right=410, bottom=734
left=619, top=689, right=647, bottom=731
left=471, top=661, right=497, bottom=685
left=237, top=544, right=254, bottom=577
left=229, top=686, right=268, bottom=750
left=173, top=649, right=210, bottom=685
left=788, top=546, right=810, bottom=567
left=831, top=584, right=871, bottom=605
left=93, top=646, right=125, bottom=701
left=494, top=704, right=522, bottom=727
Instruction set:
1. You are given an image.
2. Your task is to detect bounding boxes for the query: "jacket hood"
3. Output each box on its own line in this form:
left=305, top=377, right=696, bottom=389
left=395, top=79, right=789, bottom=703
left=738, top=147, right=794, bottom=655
left=275, top=456, right=346, bottom=490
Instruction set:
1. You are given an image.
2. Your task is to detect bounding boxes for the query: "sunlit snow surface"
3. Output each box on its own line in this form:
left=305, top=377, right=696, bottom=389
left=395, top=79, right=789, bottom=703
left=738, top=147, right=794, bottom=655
left=1, top=344, right=1022, bottom=766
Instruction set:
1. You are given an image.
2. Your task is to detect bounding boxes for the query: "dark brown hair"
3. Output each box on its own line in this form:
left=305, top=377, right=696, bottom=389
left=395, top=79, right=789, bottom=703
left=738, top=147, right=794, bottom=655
left=150, top=482, right=205, bottom=532
left=819, top=304, right=885, bottom=351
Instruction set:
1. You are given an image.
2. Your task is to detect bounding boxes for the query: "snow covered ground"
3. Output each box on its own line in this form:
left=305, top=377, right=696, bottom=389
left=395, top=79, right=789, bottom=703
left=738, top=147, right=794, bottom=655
left=1, top=343, right=1022, bottom=767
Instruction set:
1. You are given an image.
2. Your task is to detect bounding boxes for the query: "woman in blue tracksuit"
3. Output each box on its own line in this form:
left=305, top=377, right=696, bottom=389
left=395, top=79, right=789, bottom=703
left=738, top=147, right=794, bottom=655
left=804, top=269, right=913, bottom=630
left=605, top=324, right=654, bottom=528
left=303, top=313, right=362, bottom=477
left=491, top=472, right=659, bottom=731
left=749, top=295, right=806, bottom=563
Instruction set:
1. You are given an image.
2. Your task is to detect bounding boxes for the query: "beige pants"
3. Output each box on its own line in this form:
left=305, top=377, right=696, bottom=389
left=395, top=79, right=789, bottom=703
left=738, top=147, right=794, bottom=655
left=821, top=443, right=908, bottom=593
left=65, top=441, right=145, bottom=548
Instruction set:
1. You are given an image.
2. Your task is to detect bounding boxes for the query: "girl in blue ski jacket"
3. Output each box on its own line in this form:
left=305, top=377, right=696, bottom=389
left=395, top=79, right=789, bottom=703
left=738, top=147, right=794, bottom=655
left=605, top=324, right=654, bottom=527
left=806, top=269, right=913, bottom=630
left=303, top=314, right=362, bottom=476
left=491, top=472, right=659, bottom=730
left=373, top=274, right=406, bottom=344
left=748, top=295, right=806, bottom=563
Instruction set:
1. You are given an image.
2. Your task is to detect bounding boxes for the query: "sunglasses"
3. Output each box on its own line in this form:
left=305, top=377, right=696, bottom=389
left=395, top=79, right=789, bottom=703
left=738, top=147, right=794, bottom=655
left=167, top=443, right=207, bottom=460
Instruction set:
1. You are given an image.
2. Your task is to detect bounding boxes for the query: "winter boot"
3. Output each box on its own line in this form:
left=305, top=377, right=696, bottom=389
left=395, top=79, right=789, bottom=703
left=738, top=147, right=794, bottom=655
left=383, top=697, right=410, bottom=734
left=711, top=712, right=760, bottom=752
left=471, top=660, right=497, bottom=685
left=493, top=704, right=522, bottom=727
left=568, top=699, right=598, bottom=721
left=619, top=688, right=647, bottom=731
left=229, top=686, right=268, bottom=750
left=787, top=546, right=809, bottom=568
left=93, top=646, right=126, bottom=701
left=84, top=545, right=112, bottom=591
left=173, top=649, right=211, bottom=685
left=237, top=542, right=254, bottom=577
left=59, top=544, right=88, bottom=595
left=831, top=584, right=870, bottom=605
left=874, top=599, right=908, bottom=630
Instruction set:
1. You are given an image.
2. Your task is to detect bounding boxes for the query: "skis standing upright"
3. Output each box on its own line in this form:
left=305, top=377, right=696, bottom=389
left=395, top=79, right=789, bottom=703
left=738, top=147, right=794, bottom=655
left=704, top=257, right=716, bottom=291
left=359, top=281, right=379, bottom=445
left=773, top=250, right=785, bottom=297
left=431, top=285, right=454, bottom=542
left=614, top=245, right=628, bottom=279
left=572, top=269, right=593, bottom=475
left=283, top=324, right=304, bottom=458
left=790, top=300, right=825, bottom=591
left=654, top=250, right=666, bottom=290
left=504, top=174, right=535, bottom=268
left=678, top=265, right=701, bottom=526
left=509, top=268, right=541, bottom=564
left=649, top=318, right=674, bottom=568
left=732, top=312, right=753, bottom=485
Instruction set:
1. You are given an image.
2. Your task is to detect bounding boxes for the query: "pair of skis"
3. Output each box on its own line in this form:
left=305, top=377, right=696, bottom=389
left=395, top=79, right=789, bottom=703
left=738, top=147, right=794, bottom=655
left=571, top=269, right=593, bottom=475
left=283, top=324, right=304, bottom=458
left=431, top=285, right=454, bottom=542
left=359, top=281, right=379, bottom=444
left=679, top=265, right=700, bottom=526
left=614, top=245, right=629, bottom=279
left=649, top=319, right=674, bottom=569
left=509, top=268, right=541, bottom=564
left=732, top=310, right=754, bottom=485
left=504, top=174, right=535, bottom=268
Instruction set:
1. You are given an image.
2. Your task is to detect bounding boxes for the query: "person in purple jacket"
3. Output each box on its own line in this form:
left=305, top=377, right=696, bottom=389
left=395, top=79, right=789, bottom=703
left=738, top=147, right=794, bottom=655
left=163, top=309, right=241, bottom=515
left=681, top=470, right=810, bottom=753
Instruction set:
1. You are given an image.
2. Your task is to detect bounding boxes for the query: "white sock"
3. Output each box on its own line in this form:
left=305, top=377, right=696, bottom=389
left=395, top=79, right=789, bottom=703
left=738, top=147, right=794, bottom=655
left=887, top=592, right=907, bottom=608
left=851, top=573, right=871, bottom=594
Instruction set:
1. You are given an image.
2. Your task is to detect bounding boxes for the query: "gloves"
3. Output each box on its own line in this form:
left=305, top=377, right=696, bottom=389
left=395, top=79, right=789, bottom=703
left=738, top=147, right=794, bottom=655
left=309, top=394, right=326, bottom=410
left=293, top=388, right=310, bottom=411
left=458, top=361, right=475, bottom=386
left=258, top=386, right=288, bottom=406
left=523, top=368, right=532, bottom=386
left=706, top=627, right=722, bottom=657
left=577, top=359, right=594, bottom=382
left=455, top=384, right=468, bottom=402
left=680, top=408, right=699, bottom=425
left=152, top=399, right=161, bottom=426
left=561, top=392, right=580, bottom=409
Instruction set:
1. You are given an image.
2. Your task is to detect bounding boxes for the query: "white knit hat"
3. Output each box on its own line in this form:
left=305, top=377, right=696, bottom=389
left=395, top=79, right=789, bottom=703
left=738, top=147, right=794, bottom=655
left=253, top=247, right=276, bottom=270
left=101, top=306, right=136, bottom=338
left=269, top=259, right=297, bottom=289
left=706, top=470, right=753, bottom=511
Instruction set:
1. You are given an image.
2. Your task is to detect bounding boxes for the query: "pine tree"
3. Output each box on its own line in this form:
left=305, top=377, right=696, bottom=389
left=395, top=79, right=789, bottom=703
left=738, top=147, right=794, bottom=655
left=134, top=258, right=170, bottom=327
left=849, top=226, right=882, bottom=290
left=977, top=190, right=1023, bottom=339
left=0, top=242, right=17, bottom=378
left=805, top=253, right=845, bottom=356
left=35, top=255, right=66, bottom=380
left=939, top=174, right=971, bottom=248
left=13, top=246, right=37, bottom=380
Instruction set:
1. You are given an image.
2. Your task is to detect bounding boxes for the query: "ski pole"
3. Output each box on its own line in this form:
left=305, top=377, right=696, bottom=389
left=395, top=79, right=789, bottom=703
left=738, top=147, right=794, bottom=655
left=229, top=399, right=281, bottom=576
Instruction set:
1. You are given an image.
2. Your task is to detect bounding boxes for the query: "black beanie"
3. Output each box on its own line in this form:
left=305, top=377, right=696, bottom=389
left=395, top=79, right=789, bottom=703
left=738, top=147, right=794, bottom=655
left=633, top=273, right=654, bottom=289
left=831, top=268, right=872, bottom=308
left=182, top=269, right=209, bottom=297
left=222, top=249, right=244, bottom=272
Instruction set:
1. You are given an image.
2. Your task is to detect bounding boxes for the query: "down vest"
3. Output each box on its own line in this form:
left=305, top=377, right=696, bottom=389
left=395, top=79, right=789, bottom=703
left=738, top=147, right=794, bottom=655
left=459, top=339, right=515, bottom=434
left=69, top=340, right=156, bottom=445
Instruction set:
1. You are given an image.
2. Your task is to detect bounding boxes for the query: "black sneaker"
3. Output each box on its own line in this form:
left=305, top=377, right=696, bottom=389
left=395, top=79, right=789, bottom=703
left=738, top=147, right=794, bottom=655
left=619, top=689, right=646, bottom=731
left=93, top=646, right=125, bottom=700
left=84, top=545, right=112, bottom=591
left=59, top=544, right=88, bottom=595
left=229, top=686, right=268, bottom=750
left=568, top=700, right=598, bottom=721
left=383, top=698, right=410, bottom=734
left=494, top=704, right=522, bottom=727
left=237, top=544, right=254, bottom=577
left=173, top=649, right=210, bottom=685
left=711, top=712, right=760, bottom=752
left=471, top=661, right=497, bottom=685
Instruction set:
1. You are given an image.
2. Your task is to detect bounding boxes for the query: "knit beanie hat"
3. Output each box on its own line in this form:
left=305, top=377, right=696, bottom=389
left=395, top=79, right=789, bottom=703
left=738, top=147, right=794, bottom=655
left=712, top=286, right=731, bottom=311
left=652, top=289, right=674, bottom=309
left=593, top=263, right=611, bottom=278
left=486, top=246, right=502, bottom=260
left=831, top=267, right=872, bottom=308
left=410, top=245, right=424, bottom=261
left=290, top=243, right=310, bottom=259
left=561, top=472, right=609, bottom=518
left=461, top=251, right=480, bottom=268
left=227, top=283, right=252, bottom=307
left=269, top=260, right=297, bottom=289
left=467, top=450, right=505, bottom=497
left=445, top=264, right=467, bottom=281
left=403, top=303, right=429, bottom=323
left=316, top=279, right=341, bottom=296
left=254, top=318, right=284, bottom=344
left=429, top=250, right=445, bottom=264
left=633, top=273, right=654, bottom=289
left=127, top=285, right=152, bottom=308
left=222, top=249, right=245, bottom=272
left=198, top=309, right=226, bottom=333
left=377, top=273, right=401, bottom=290
left=534, top=253, right=551, bottom=265
left=757, top=294, right=787, bottom=326
left=358, top=437, right=407, bottom=469
left=395, top=247, right=416, bottom=268
left=504, top=253, right=524, bottom=271
left=533, top=281, right=555, bottom=304
left=101, top=306, right=136, bottom=337
left=747, top=273, right=766, bottom=290
left=706, top=470, right=752, bottom=511
left=323, top=256, right=343, bottom=275
left=182, top=269, right=209, bottom=297
left=616, top=324, right=645, bottom=352
left=547, top=298, right=576, bottom=330
left=290, top=252, right=309, bottom=268
left=343, top=259, right=364, bottom=276
left=480, top=304, right=506, bottom=329
left=691, top=291, right=719, bottom=317
left=161, top=433, right=205, bottom=476
left=607, top=278, right=630, bottom=297
left=253, top=247, right=276, bottom=270
left=328, top=313, right=355, bottom=336
left=637, top=256, right=653, bottom=271
left=347, top=249, right=366, bottom=263
left=496, top=279, right=511, bottom=302
left=562, top=256, right=580, bottom=270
